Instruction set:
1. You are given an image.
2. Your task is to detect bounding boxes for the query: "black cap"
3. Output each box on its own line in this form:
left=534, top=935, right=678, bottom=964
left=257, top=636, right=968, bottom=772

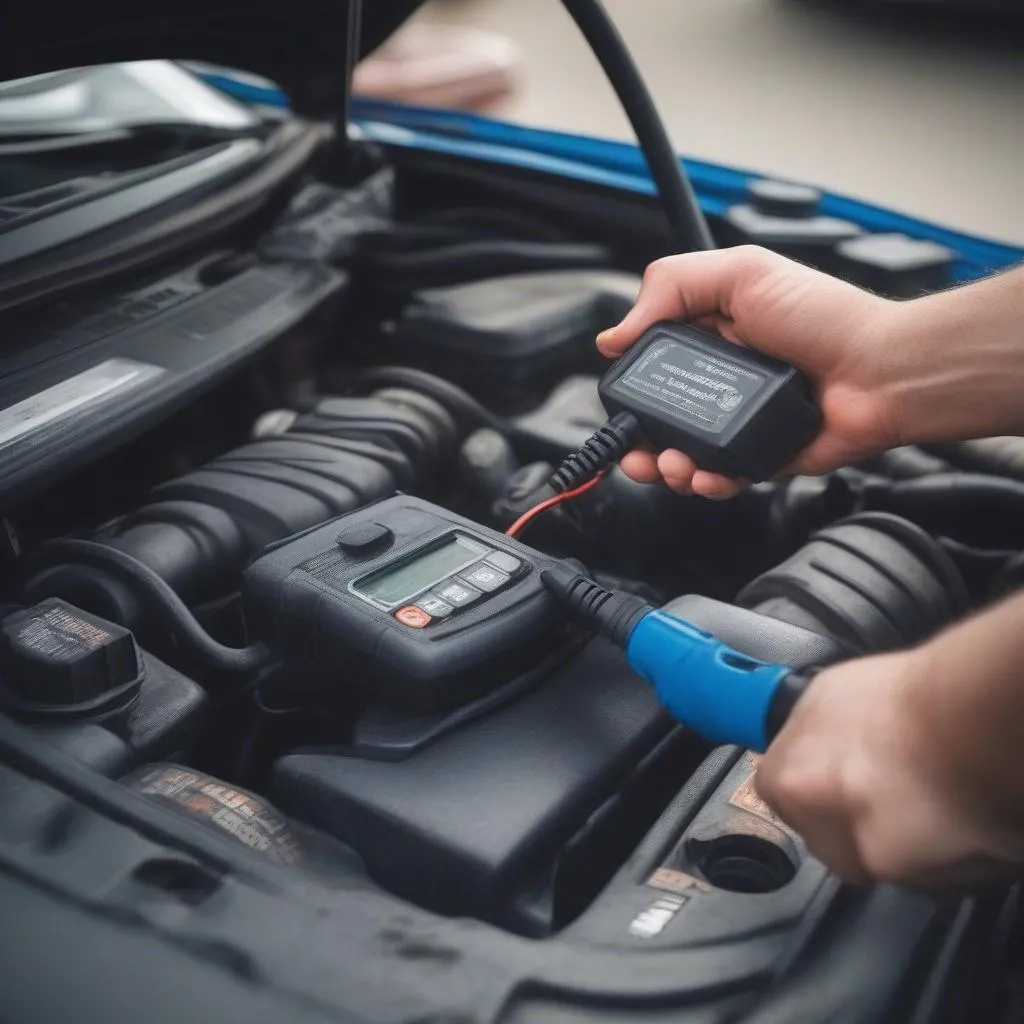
left=0, top=600, right=143, bottom=723
left=336, top=522, right=395, bottom=557
left=749, top=179, right=822, bottom=220
left=835, top=234, right=957, bottom=298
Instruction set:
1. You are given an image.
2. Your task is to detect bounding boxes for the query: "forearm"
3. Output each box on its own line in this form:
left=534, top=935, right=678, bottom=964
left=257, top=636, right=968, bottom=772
left=885, top=264, right=1024, bottom=445
left=907, top=588, right=1024, bottom=855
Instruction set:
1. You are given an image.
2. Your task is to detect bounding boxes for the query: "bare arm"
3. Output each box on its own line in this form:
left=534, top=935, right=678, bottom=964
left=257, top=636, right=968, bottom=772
left=884, top=265, right=1024, bottom=446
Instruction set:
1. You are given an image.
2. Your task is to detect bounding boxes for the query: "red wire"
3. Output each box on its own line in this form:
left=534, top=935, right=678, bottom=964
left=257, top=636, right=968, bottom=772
left=505, top=470, right=609, bottom=538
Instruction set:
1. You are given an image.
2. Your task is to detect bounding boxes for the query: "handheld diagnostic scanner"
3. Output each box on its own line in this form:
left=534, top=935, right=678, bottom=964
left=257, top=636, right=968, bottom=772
left=548, top=321, right=822, bottom=496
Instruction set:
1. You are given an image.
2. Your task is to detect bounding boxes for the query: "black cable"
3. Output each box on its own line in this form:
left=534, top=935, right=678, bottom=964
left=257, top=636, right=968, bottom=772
left=866, top=446, right=954, bottom=480
left=33, top=540, right=272, bottom=674
left=541, top=559, right=652, bottom=646
left=548, top=411, right=642, bottom=493
left=560, top=0, right=714, bottom=252
left=414, top=206, right=565, bottom=243
left=861, top=474, right=1024, bottom=550
left=928, top=438, right=1024, bottom=482
left=336, top=0, right=363, bottom=180
left=353, top=366, right=507, bottom=433
left=355, top=237, right=610, bottom=294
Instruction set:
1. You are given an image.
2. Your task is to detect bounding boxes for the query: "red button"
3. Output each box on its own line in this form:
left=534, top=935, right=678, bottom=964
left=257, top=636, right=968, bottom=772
left=394, top=605, right=432, bottom=629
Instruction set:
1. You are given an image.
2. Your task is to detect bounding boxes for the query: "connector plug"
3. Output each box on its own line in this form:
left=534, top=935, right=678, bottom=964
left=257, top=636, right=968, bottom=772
left=541, top=560, right=652, bottom=647
left=548, top=412, right=641, bottom=494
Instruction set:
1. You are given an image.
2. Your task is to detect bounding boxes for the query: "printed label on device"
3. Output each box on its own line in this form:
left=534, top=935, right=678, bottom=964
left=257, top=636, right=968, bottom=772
left=612, top=335, right=767, bottom=435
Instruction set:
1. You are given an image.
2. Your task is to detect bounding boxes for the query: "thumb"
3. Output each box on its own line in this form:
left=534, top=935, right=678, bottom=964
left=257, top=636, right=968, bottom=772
left=596, top=255, right=696, bottom=357
left=597, top=247, right=777, bottom=358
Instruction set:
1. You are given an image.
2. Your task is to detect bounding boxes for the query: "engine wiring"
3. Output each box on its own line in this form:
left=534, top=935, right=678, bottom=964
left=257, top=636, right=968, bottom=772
left=505, top=412, right=641, bottom=537
left=505, top=469, right=610, bottom=538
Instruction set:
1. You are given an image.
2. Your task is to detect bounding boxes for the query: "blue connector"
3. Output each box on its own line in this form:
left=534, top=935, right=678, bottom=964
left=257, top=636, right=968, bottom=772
left=541, top=562, right=810, bottom=752
left=625, top=610, right=791, bottom=752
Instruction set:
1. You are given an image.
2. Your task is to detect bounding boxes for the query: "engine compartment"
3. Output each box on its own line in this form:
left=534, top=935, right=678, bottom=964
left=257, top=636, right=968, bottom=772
left=1, top=142, right=1022, bottom=1023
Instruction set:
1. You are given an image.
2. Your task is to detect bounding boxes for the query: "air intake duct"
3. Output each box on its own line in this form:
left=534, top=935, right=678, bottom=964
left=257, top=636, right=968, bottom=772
left=737, top=512, right=969, bottom=655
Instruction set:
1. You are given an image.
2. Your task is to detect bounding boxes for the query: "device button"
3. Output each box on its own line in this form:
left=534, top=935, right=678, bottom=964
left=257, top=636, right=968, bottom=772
left=394, top=605, right=432, bottom=629
left=483, top=551, right=522, bottom=575
left=418, top=594, right=454, bottom=619
left=337, top=522, right=394, bottom=556
left=461, top=564, right=510, bottom=594
left=435, top=580, right=482, bottom=608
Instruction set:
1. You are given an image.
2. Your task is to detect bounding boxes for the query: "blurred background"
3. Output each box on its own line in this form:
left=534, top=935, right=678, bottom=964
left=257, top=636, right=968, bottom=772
left=356, top=0, right=1024, bottom=244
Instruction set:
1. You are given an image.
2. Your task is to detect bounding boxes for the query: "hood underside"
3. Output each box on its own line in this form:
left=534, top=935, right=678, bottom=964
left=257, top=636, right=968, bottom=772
left=1, top=0, right=426, bottom=116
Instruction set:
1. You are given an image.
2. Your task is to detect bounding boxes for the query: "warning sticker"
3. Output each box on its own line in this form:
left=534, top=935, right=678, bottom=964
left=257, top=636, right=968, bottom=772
left=647, top=867, right=711, bottom=896
left=728, top=753, right=792, bottom=834
left=128, top=765, right=303, bottom=866
left=0, top=358, right=164, bottom=449
left=611, top=335, right=766, bottom=435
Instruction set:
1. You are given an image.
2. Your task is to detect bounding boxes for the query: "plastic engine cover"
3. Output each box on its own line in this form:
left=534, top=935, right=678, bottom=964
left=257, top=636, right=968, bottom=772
left=273, top=638, right=676, bottom=934
left=373, top=269, right=640, bottom=414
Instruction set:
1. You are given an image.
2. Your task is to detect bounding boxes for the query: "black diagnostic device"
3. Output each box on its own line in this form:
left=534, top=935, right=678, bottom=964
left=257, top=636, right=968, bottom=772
left=243, top=495, right=559, bottom=712
left=599, top=321, right=821, bottom=481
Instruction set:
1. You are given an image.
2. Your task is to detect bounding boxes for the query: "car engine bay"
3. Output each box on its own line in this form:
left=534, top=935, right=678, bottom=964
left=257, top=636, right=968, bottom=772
left=3, top=109, right=1024, bottom=1022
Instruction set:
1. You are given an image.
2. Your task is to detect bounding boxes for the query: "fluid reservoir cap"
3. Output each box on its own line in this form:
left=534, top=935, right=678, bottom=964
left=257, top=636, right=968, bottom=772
left=749, top=179, right=822, bottom=219
left=835, top=233, right=957, bottom=298
left=0, top=600, right=143, bottom=722
left=336, top=522, right=394, bottom=556
left=837, top=233, right=957, bottom=271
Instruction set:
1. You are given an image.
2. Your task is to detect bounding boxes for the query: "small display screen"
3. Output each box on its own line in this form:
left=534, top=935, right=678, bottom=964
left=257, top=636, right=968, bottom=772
left=355, top=535, right=485, bottom=607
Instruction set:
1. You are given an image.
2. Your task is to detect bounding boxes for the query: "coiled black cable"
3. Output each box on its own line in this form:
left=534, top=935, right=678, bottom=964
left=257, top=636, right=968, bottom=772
left=549, top=412, right=641, bottom=493
left=31, top=539, right=272, bottom=674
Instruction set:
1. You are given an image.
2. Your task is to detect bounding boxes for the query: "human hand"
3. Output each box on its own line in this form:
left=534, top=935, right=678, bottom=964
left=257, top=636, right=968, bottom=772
left=756, top=637, right=1024, bottom=888
left=597, top=246, right=907, bottom=499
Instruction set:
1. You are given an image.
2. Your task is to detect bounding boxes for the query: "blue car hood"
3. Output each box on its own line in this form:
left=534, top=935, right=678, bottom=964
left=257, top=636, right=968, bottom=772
left=196, top=68, right=1022, bottom=282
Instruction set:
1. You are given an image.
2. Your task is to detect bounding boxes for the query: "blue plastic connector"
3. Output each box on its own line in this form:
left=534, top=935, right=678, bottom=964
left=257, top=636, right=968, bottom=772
left=540, top=562, right=806, bottom=752
left=625, top=610, right=791, bottom=753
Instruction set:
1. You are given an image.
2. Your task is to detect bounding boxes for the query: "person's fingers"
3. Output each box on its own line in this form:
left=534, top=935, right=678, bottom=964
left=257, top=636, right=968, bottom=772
left=618, top=449, right=662, bottom=484
left=691, top=471, right=747, bottom=500
left=621, top=449, right=749, bottom=499
left=596, top=246, right=777, bottom=358
left=656, top=449, right=697, bottom=494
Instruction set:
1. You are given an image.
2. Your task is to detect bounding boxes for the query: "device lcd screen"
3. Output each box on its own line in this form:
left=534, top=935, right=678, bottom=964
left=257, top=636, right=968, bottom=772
left=354, top=535, right=485, bottom=607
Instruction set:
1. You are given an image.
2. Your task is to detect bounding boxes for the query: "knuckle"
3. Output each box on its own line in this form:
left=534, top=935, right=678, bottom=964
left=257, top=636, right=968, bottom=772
left=854, top=830, right=905, bottom=885
left=641, top=256, right=678, bottom=285
left=732, top=243, right=771, bottom=263
left=732, top=244, right=777, bottom=276
left=761, top=757, right=837, bottom=822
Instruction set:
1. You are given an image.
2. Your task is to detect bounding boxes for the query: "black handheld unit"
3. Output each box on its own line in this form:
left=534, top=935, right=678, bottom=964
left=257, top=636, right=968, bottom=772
left=598, top=321, right=821, bottom=481
left=243, top=495, right=560, bottom=712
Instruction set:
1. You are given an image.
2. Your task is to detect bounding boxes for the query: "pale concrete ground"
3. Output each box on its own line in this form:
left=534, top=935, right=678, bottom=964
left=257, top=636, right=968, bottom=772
left=413, top=0, right=1024, bottom=244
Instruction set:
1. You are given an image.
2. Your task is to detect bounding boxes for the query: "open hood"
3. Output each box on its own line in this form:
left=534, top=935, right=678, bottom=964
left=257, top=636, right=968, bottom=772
left=1, top=0, right=426, bottom=117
